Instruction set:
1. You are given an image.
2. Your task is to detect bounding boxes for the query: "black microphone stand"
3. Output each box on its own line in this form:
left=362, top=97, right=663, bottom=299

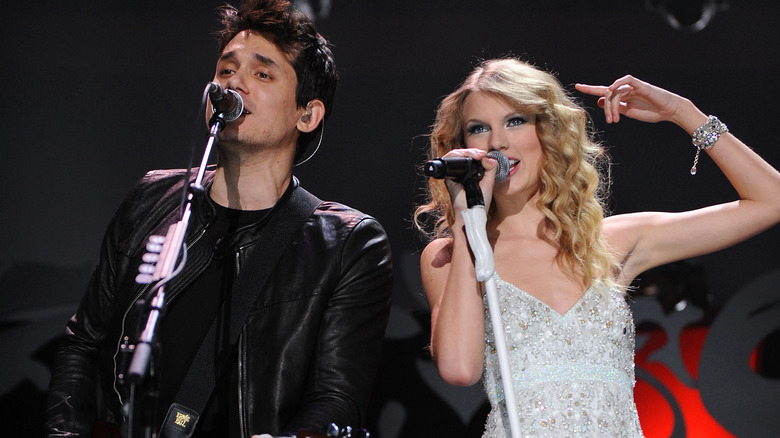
left=119, top=108, right=231, bottom=438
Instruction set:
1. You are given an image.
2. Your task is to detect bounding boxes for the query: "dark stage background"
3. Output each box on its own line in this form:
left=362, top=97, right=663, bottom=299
left=2, top=1, right=779, bottom=437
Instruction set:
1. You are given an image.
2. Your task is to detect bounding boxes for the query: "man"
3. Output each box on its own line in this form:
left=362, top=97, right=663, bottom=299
left=44, top=1, right=393, bottom=437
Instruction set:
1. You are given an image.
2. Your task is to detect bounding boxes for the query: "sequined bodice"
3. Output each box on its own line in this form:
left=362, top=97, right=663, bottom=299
left=481, top=273, right=643, bottom=437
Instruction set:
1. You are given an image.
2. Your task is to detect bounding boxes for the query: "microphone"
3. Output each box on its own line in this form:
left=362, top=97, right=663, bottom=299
left=424, top=150, right=510, bottom=183
left=208, top=82, right=244, bottom=123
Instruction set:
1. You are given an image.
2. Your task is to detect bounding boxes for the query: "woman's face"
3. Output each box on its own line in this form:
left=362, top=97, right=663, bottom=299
left=461, top=91, right=543, bottom=199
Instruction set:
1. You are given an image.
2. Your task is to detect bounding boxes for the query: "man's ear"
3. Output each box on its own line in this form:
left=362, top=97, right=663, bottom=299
left=297, top=99, right=325, bottom=133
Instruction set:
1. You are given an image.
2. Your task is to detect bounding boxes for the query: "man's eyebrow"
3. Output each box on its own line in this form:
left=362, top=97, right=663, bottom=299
left=217, top=51, right=280, bottom=69
left=253, top=53, right=278, bottom=68
left=218, top=50, right=238, bottom=63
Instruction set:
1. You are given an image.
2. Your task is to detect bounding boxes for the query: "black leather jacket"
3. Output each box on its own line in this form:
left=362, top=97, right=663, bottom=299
left=45, top=168, right=393, bottom=437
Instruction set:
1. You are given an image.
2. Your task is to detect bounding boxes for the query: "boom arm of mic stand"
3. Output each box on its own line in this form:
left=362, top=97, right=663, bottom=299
left=128, top=116, right=219, bottom=380
left=122, top=114, right=218, bottom=436
left=126, top=113, right=220, bottom=380
left=193, top=114, right=225, bottom=191
left=461, top=196, right=522, bottom=438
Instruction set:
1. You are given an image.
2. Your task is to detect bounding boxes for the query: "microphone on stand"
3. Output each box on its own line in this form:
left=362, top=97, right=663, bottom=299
left=207, top=82, right=244, bottom=122
left=424, top=150, right=511, bottom=183
left=432, top=150, right=521, bottom=437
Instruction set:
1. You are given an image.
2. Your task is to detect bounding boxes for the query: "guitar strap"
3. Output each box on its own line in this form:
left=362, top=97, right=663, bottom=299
left=159, top=182, right=322, bottom=438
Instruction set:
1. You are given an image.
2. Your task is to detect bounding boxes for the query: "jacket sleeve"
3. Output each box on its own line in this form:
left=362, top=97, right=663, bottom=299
left=43, top=172, right=162, bottom=437
left=44, top=217, right=123, bottom=437
left=285, top=216, right=393, bottom=435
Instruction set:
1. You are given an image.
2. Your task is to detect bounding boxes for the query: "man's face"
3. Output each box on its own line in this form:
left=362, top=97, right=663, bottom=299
left=211, top=30, right=303, bottom=154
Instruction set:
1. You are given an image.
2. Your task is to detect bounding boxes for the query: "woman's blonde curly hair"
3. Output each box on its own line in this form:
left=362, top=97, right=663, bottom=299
left=414, top=58, right=619, bottom=288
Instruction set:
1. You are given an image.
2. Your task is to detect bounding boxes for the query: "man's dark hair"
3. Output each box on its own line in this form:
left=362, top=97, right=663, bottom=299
left=215, top=0, right=338, bottom=162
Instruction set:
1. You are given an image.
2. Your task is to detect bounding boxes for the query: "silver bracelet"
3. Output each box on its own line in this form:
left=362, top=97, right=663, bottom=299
left=690, top=115, right=728, bottom=175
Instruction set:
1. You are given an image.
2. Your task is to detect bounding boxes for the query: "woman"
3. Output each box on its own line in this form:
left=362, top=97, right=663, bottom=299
left=414, top=58, right=780, bottom=437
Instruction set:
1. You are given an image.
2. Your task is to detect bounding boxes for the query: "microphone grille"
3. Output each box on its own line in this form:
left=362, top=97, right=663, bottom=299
left=223, top=89, right=245, bottom=123
left=487, top=151, right=510, bottom=182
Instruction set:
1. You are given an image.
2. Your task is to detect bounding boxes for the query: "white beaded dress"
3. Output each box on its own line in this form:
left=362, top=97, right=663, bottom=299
left=481, top=273, right=643, bottom=437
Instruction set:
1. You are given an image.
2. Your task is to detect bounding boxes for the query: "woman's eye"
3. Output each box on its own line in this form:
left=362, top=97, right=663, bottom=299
left=467, top=124, right=488, bottom=135
left=258, top=72, right=270, bottom=79
left=507, top=116, right=528, bottom=127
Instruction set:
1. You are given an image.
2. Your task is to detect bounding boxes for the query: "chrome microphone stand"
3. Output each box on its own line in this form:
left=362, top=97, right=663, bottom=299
left=120, top=84, right=243, bottom=438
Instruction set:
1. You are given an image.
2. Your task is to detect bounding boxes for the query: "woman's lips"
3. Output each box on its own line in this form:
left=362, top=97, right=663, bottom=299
left=507, top=159, right=520, bottom=176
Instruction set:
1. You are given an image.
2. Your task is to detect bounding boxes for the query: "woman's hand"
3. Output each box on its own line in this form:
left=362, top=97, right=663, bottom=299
left=441, top=148, right=499, bottom=215
left=575, top=75, right=696, bottom=128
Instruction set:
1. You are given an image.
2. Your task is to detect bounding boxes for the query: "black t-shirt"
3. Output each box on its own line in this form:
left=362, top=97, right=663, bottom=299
left=157, top=202, right=270, bottom=437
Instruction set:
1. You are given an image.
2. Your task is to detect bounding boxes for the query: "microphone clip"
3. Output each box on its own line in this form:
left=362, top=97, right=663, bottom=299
left=463, top=179, right=485, bottom=209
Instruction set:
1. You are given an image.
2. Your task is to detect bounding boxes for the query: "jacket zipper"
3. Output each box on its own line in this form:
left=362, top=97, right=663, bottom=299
left=234, top=250, right=249, bottom=438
